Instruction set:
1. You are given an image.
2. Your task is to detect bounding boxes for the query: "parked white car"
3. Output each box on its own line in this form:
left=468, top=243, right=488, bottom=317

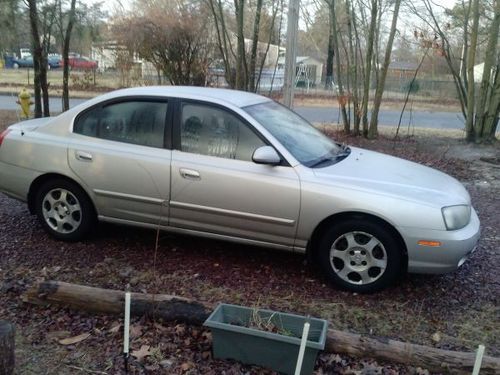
left=0, top=87, right=480, bottom=292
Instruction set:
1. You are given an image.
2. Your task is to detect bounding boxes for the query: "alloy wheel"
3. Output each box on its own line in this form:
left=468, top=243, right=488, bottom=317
left=329, top=231, right=387, bottom=285
left=41, top=188, right=82, bottom=234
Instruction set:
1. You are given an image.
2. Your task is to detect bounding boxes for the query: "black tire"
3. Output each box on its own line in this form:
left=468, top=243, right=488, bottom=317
left=317, top=218, right=403, bottom=293
left=35, top=178, right=95, bottom=241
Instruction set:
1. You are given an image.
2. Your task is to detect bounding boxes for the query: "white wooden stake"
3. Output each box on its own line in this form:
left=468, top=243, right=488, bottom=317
left=294, top=321, right=310, bottom=375
left=123, top=292, right=131, bottom=355
left=472, top=345, right=485, bottom=375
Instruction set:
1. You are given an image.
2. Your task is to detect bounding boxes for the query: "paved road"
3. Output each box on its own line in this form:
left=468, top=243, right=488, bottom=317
left=0, top=94, right=466, bottom=130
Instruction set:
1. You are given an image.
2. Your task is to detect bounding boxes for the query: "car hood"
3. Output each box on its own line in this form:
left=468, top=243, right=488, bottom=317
left=312, top=146, right=470, bottom=208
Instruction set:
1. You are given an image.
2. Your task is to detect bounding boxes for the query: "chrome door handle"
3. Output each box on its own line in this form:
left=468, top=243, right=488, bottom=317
left=75, top=151, right=93, bottom=162
left=179, top=168, right=200, bottom=180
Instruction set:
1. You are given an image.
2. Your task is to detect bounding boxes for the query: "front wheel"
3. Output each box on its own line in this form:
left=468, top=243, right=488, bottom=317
left=318, top=219, right=403, bottom=293
left=35, top=179, right=95, bottom=241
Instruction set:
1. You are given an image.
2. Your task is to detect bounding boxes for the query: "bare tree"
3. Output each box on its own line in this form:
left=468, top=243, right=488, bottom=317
left=368, top=0, right=401, bottom=138
left=465, top=0, right=480, bottom=140
left=55, top=0, right=77, bottom=112
left=27, top=0, right=41, bottom=117
left=360, top=0, right=377, bottom=136
left=114, top=0, right=211, bottom=86
left=408, top=0, right=499, bottom=143
left=475, top=0, right=500, bottom=139
left=249, top=0, right=263, bottom=91
left=206, top=0, right=280, bottom=91
left=324, top=0, right=349, bottom=132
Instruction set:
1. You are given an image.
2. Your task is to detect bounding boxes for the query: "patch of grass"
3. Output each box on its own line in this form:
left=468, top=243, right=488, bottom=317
left=450, top=304, right=499, bottom=351
left=0, top=110, right=19, bottom=131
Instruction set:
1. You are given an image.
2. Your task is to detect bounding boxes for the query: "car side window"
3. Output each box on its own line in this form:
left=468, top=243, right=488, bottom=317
left=180, top=103, right=265, bottom=161
left=74, top=101, right=168, bottom=148
left=74, top=107, right=100, bottom=136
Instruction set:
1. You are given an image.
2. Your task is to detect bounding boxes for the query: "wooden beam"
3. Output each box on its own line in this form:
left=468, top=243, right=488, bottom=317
left=0, top=321, right=15, bottom=375
left=22, top=280, right=212, bottom=325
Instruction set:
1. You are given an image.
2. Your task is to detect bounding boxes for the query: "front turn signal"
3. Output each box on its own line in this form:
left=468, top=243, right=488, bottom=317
left=418, top=240, right=442, bottom=247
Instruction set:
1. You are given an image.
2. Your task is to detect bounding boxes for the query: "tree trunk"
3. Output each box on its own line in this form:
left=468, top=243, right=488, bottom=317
left=465, top=0, right=479, bottom=142
left=207, top=0, right=235, bottom=88
left=368, top=0, right=401, bottom=139
left=360, top=0, right=377, bottom=137
left=325, top=1, right=335, bottom=90
left=249, top=0, right=263, bottom=92
left=27, top=0, right=42, bottom=118
left=346, top=0, right=360, bottom=134
left=234, top=0, right=248, bottom=90
left=474, top=0, right=500, bottom=141
left=0, top=321, right=15, bottom=375
left=329, top=0, right=349, bottom=133
left=352, top=3, right=364, bottom=134
left=483, top=66, right=500, bottom=139
left=23, top=280, right=500, bottom=374
left=256, top=1, right=280, bottom=91
left=62, top=0, right=77, bottom=112
left=40, top=60, right=50, bottom=117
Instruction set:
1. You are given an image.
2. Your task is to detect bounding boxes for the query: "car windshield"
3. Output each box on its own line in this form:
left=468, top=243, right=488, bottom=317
left=243, top=101, right=347, bottom=167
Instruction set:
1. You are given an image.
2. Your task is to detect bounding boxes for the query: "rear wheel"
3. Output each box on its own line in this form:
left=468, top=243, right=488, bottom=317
left=35, top=179, right=95, bottom=241
left=318, top=219, right=403, bottom=293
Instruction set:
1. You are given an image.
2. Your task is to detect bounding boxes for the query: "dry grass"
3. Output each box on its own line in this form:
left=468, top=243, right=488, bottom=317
left=0, top=110, right=19, bottom=131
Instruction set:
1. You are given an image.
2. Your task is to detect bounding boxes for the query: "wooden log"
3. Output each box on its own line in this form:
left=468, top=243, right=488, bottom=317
left=0, top=321, right=15, bottom=375
left=326, top=328, right=500, bottom=374
left=23, top=281, right=500, bottom=374
left=22, top=280, right=212, bottom=325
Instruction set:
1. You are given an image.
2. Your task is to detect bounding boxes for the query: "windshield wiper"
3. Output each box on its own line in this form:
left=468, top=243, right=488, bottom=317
left=309, top=148, right=351, bottom=168
left=308, top=156, right=336, bottom=168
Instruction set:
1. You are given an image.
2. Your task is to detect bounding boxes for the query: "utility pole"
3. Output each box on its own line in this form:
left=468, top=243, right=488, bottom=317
left=283, top=0, right=300, bottom=108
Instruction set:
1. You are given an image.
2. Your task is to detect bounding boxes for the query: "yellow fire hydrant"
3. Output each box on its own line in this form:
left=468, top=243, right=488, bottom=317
left=16, top=88, right=33, bottom=119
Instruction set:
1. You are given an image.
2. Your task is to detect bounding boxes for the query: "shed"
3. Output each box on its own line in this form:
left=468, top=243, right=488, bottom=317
left=388, top=61, right=418, bottom=79
left=277, top=56, right=323, bottom=86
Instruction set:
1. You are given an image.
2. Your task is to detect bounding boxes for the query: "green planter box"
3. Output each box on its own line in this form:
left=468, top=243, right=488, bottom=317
left=203, top=303, right=328, bottom=375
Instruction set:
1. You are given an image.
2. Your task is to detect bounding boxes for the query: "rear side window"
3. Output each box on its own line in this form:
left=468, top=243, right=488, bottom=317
left=74, top=100, right=168, bottom=148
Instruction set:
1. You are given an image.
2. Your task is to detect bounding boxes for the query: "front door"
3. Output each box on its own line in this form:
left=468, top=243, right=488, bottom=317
left=169, top=101, right=300, bottom=247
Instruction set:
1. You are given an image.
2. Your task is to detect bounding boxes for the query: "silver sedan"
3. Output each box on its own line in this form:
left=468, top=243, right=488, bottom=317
left=0, top=87, right=480, bottom=292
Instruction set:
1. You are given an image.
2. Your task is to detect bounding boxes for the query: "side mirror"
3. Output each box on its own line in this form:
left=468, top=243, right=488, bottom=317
left=252, top=146, right=281, bottom=165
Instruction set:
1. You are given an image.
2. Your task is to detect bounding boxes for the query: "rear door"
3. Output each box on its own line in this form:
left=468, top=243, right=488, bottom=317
left=169, top=100, right=301, bottom=248
left=68, top=98, right=172, bottom=225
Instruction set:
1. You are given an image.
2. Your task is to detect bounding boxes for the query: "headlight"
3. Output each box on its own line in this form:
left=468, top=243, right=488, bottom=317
left=442, top=205, right=471, bottom=230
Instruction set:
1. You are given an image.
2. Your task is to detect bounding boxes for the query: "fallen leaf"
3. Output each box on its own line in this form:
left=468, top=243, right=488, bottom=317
left=431, top=332, right=441, bottom=343
left=131, top=345, right=151, bottom=361
left=108, top=324, right=121, bottom=334
left=174, top=324, right=186, bottom=336
left=180, top=361, right=194, bottom=372
left=130, top=324, right=143, bottom=338
left=201, top=351, right=211, bottom=360
left=58, top=333, right=91, bottom=345
left=154, top=322, right=167, bottom=332
left=46, top=330, right=71, bottom=342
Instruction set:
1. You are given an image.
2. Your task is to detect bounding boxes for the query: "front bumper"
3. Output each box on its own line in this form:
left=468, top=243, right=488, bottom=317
left=399, top=208, right=481, bottom=274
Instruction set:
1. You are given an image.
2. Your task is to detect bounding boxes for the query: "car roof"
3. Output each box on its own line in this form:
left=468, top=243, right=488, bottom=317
left=96, top=86, right=272, bottom=108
